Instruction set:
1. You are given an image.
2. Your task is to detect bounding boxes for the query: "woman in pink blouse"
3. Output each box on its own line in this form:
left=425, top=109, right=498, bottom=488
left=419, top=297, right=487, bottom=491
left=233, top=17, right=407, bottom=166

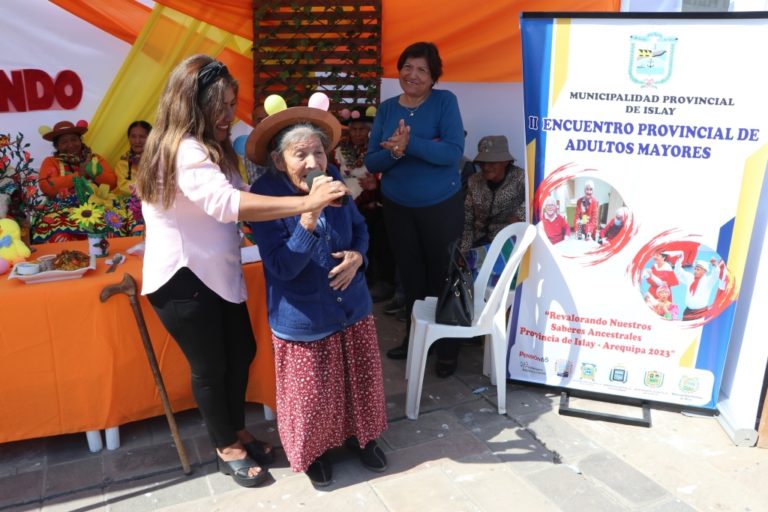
left=135, top=55, right=346, bottom=488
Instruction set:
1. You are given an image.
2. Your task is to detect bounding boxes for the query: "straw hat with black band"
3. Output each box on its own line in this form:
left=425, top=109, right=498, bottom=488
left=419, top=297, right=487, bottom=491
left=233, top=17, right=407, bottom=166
left=246, top=105, right=341, bottom=167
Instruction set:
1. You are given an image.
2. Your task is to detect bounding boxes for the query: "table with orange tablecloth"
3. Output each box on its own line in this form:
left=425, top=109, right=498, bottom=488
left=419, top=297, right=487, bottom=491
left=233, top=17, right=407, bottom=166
left=0, top=237, right=276, bottom=444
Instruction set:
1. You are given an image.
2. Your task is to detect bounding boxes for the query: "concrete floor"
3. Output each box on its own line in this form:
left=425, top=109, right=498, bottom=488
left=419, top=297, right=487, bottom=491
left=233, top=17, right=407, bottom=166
left=0, top=301, right=766, bottom=512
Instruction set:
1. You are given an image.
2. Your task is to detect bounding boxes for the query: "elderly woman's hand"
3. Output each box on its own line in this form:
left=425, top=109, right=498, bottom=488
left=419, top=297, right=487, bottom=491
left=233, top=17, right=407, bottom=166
left=328, top=250, right=363, bottom=291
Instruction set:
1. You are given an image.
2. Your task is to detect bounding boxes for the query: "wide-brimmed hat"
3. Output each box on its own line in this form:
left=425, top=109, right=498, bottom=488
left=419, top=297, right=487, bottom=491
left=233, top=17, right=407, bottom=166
left=41, top=120, right=88, bottom=142
left=474, top=135, right=513, bottom=163
left=246, top=103, right=341, bottom=166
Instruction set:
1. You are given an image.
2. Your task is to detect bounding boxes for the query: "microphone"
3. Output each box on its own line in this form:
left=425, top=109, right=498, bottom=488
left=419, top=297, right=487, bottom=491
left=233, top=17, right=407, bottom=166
left=305, top=169, right=348, bottom=205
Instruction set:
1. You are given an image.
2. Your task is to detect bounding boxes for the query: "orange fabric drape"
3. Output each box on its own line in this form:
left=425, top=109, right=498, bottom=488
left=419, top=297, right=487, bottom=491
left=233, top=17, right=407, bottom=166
left=154, top=0, right=254, bottom=40
left=49, top=0, right=151, bottom=45
left=381, top=0, right=621, bottom=82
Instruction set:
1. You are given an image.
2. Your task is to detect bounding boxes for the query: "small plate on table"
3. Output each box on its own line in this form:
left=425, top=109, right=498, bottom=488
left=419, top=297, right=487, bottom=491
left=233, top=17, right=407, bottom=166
left=8, top=255, right=97, bottom=284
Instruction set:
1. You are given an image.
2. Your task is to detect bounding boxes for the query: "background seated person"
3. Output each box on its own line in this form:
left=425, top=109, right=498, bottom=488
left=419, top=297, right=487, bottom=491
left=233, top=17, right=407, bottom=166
left=598, top=206, right=629, bottom=244
left=460, top=135, right=526, bottom=283
left=33, top=120, right=118, bottom=243
left=334, top=105, right=395, bottom=302
left=541, top=196, right=569, bottom=244
left=38, top=120, right=117, bottom=200
left=573, top=180, right=598, bottom=240
left=114, top=120, right=151, bottom=197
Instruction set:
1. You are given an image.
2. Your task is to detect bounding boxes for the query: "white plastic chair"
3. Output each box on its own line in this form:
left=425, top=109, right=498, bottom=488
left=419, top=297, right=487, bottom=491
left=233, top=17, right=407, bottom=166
left=404, top=222, right=536, bottom=420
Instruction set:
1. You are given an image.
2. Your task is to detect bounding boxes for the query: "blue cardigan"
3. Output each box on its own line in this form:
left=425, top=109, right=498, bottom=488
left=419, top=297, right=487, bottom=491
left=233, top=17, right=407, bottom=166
left=247, top=165, right=372, bottom=341
left=364, top=88, right=465, bottom=207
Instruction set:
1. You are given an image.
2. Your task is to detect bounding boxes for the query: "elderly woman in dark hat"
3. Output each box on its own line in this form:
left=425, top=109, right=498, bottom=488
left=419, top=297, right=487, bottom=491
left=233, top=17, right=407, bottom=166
left=461, top=135, right=526, bottom=253
left=245, top=96, right=388, bottom=488
left=38, top=120, right=117, bottom=200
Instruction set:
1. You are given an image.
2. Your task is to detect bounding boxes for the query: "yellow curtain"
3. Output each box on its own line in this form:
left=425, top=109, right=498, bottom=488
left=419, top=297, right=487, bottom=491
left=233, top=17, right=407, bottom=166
left=85, top=5, right=253, bottom=167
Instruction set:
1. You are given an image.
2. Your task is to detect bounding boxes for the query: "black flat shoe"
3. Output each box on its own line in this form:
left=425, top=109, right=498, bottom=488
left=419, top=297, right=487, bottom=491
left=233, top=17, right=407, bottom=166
left=243, top=439, right=275, bottom=466
left=347, top=439, right=388, bottom=472
left=387, top=340, right=409, bottom=360
left=217, top=454, right=269, bottom=487
left=436, top=358, right=457, bottom=378
left=305, top=454, right=332, bottom=487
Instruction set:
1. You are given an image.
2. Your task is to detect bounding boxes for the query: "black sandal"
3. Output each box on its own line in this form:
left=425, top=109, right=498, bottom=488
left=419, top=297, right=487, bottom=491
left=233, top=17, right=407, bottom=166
left=243, top=439, right=275, bottom=466
left=217, top=454, right=269, bottom=487
left=305, top=453, right=332, bottom=487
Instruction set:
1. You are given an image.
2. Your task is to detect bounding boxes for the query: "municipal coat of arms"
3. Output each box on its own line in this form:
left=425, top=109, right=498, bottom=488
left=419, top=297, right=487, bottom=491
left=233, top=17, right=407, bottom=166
left=629, top=32, right=678, bottom=88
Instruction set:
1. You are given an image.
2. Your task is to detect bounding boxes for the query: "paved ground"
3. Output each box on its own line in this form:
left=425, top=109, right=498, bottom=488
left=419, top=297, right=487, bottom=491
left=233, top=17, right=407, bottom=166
left=1, top=302, right=766, bottom=512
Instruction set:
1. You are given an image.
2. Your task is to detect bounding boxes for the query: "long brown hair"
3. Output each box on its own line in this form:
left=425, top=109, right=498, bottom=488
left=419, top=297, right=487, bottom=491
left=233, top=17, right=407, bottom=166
left=136, top=54, right=239, bottom=208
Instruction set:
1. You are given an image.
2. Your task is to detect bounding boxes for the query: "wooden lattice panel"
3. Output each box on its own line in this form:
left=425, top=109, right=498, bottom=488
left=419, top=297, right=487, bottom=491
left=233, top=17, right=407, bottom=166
left=253, top=0, right=381, bottom=113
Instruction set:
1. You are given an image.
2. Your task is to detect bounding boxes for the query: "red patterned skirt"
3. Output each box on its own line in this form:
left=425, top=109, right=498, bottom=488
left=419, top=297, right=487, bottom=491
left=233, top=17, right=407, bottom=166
left=272, top=314, right=388, bottom=472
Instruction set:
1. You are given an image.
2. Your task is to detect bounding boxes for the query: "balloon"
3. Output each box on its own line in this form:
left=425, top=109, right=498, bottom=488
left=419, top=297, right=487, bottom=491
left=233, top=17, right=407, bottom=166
left=339, top=108, right=351, bottom=120
left=233, top=135, right=248, bottom=156
left=264, top=95, right=287, bottom=116
left=38, top=125, right=51, bottom=136
left=308, top=92, right=330, bottom=111
left=0, top=258, right=9, bottom=275
left=365, top=106, right=377, bottom=118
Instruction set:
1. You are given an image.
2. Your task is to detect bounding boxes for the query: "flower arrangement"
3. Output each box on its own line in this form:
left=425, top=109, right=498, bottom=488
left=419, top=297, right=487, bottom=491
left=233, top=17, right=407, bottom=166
left=67, top=179, right=129, bottom=236
left=0, top=132, right=46, bottom=223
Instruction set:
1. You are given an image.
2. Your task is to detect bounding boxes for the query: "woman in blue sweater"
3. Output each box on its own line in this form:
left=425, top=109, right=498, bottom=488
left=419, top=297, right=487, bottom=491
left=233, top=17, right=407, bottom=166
left=246, top=100, right=388, bottom=488
left=365, top=41, right=466, bottom=377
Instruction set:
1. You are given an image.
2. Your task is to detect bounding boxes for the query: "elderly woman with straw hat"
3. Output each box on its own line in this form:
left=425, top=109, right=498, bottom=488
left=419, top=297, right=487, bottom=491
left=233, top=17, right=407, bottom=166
left=245, top=94, right=388, bottom=488
left=38, top=120, right=117, bottom=200
left=32, top=120, right=119, bottom=243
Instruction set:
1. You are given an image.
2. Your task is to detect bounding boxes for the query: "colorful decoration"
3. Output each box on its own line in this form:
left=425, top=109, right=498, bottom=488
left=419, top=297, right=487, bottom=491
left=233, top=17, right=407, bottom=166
left=307, top=92, right=330, bottom=111
left=264, top=94, right=287, bottom=116
left=0, top=132, right=45, bottom=231
left=0, top=218, right=31, bottom=263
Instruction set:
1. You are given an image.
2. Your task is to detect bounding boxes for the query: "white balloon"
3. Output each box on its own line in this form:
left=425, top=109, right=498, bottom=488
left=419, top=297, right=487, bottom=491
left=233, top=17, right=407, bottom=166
left=308, top=92, right=330, bottom=111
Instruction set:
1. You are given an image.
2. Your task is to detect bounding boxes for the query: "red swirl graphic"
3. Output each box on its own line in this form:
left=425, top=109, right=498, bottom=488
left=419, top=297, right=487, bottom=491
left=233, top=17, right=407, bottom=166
left=629, top=232, right=737, bottom=328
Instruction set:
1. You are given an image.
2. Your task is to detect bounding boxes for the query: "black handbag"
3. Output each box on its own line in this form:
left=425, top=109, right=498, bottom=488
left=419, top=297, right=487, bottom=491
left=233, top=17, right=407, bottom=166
left=435, top=240, right=474, bottom=326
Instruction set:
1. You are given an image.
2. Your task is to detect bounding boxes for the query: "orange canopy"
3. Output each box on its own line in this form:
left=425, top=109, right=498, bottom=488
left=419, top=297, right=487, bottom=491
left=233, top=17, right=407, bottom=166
left=51, top=0, right=620, bottom=84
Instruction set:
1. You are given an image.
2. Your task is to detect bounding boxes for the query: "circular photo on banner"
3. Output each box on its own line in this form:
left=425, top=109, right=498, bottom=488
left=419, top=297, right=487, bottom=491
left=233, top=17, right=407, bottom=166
left=537, top=174, right=634, bottom=264
left=634, top=241, right=734, bottom=324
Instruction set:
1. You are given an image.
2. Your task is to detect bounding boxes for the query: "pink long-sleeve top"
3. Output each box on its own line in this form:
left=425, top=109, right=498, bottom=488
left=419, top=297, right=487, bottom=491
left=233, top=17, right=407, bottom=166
left=141, top=137, right=247, bottom=303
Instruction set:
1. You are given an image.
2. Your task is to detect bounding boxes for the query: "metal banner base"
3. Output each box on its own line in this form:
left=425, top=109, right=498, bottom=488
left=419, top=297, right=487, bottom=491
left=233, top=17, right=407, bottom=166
left=558, top=391, right=652, bottom=428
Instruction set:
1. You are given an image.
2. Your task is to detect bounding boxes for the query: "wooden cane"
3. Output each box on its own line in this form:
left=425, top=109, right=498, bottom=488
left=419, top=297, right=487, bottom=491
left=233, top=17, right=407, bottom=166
left=100, top=274, right=192, bottom=474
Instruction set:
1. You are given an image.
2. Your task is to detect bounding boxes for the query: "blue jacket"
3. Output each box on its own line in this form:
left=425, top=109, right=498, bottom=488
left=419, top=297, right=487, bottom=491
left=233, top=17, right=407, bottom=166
left=247, top=165, right=372, bottom=341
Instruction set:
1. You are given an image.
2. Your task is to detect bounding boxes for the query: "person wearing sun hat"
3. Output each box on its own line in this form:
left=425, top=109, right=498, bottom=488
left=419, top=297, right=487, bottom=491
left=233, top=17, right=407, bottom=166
left=246, top=93, right=388, bottom=488
left=38, top=120, right=117, bottom=200
left=29, top=120, right=119, bottom=243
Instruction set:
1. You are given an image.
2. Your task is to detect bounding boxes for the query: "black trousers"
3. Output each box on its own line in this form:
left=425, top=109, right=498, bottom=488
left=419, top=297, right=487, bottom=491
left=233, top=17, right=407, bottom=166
left=147, top=267, right=256, bottom=448
left=360, top=205, right=396, bottom=286
left=383, top=192, right=464, bottom=360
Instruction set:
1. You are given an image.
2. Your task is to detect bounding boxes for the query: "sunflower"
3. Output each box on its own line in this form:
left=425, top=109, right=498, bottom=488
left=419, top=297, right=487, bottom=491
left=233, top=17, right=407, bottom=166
left=69, top=203, right=104, bottom=230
